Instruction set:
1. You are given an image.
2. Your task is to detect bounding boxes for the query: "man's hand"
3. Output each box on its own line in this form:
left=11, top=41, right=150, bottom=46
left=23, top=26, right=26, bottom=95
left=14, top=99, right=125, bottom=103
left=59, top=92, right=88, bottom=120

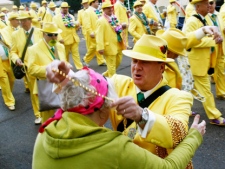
left=122, top=23, right=127, bottom=29
left=90, top=32, right=95, bottom=38
left=46, top=60, right=72, bottom=83
left=59, top=39, right=64, bottom=44
left=111, top=96, right=143, bottom=123
left=98, top=50, right=104, bottom=55
left=202, top=26, right=223, bottom=44
left=190, top=114, right=206, bottom=136
left=16, top=59, right=23, bottom=66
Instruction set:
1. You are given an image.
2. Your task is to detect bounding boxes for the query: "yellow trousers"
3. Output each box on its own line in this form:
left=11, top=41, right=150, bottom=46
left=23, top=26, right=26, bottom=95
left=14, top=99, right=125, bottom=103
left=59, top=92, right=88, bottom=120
left=65, top=43, right=83, bottom=70
left=0, top=60, right=15, bottom=106
left=103, top=49, right=123, bottom=78
left=193, top=75, right=222, bottom=119
left=83, top=36, right=105, bottom=65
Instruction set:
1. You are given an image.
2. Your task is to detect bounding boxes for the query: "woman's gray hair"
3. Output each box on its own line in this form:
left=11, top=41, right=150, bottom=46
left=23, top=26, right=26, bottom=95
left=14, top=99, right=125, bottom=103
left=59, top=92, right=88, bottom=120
left=60, top=69, right=118, bottom=111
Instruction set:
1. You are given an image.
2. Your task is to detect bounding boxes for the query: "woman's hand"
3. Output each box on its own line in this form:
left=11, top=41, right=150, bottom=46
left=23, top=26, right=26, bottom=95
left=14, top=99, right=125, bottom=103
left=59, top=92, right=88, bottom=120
left=190, top=114, right=206, bottom=136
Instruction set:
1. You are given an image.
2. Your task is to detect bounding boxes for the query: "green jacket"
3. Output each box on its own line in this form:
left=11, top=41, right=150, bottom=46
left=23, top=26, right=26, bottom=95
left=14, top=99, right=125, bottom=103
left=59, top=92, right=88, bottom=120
left=33, top=112, right=203, bottom=169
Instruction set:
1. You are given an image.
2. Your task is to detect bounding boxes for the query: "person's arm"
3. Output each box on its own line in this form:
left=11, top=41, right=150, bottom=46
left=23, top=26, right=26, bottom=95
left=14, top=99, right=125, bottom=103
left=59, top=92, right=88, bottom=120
left=128, top=17, right=142, bottom=40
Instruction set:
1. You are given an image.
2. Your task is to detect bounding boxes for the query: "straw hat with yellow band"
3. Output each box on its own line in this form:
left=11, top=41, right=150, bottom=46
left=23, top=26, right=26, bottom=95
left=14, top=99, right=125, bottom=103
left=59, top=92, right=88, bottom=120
left=19, top=5, right=25, bottom=10
left=30, top=2, right=37, bottom=8
left=101, top=1, right=113, bottom=9
left=8, top=12, right=19, bottom=21
left=191, top=0, right=208, bottom=4
left=40, top=22, right=62, bottom=34
left=156, top=28, right=187, bottom=56
left=42, top=0, right=47, bottom=5
left=48, top=1, right=56, bottom=8
left=12, top=5, right=18, bottom=10
left=17, top=11, right=34, bottom=20
left=0, top=13, right=5, bottom=17
left=133, top=1, right=143, bottom=8
left=1, top=7, right=8, bottom=12
left=61, top=2, right=70, bottom=8
left=81, top=0, right=89, bottom=4
left=123, top=34, right=174, bottom=62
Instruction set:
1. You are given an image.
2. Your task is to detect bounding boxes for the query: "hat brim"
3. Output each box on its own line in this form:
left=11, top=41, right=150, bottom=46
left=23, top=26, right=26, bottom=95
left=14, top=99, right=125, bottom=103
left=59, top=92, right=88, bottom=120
left=122, top=50, right=174, bottom=63
left=40, top=29, right=62, bottom=34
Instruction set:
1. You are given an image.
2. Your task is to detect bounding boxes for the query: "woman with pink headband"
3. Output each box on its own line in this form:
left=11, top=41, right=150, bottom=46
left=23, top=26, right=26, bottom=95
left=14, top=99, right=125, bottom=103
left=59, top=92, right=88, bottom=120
left=33, top=66, right=206, bottom=169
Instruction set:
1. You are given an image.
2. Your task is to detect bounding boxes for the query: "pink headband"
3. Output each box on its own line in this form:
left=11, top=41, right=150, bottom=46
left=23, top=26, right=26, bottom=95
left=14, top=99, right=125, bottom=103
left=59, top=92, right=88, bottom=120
left=39, top=67, right=108, bottom=133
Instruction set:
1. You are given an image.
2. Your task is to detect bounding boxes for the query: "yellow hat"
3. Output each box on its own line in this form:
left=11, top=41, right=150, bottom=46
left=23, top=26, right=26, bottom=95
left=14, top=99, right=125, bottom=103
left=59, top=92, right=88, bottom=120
left=48, top=1, right=56, bottom=8
left=1, top=7, right=8, bottom=12
left=61, top=2, right=70, bottom=8
left=17, top=11, right=33, bottom=20
left=81, top=0, right=89, bottom=4
left=123, top=34, right=174, bottom=63
left=8, top=12, right=19, bottom=20
left=12, top=5, right=18, bottom=9
left=40, top=22, right=62, bottom=34
left=191, top=0, right=208, bottom=4
left=89, top=0, right=95, bottom=4
left=101, top=1, right=113, bottom=9
left=169, top=0, right=176, bottom=3
left=19, top=5, right=25, bottom=10
left=0, top=12, right=5, bottom=17
left=133, top=1, right=143, bottom=8
left=30, top=2, right=37, bottom=8
left=156, top=28, right=187, bottom=56
left=42, top=0, right=47, bottom=4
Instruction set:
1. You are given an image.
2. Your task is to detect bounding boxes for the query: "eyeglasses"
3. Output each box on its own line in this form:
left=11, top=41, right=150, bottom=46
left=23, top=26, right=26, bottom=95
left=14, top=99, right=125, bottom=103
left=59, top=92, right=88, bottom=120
left=209, top=1, right=214, bottom=5
left=46, top=33, right=58, bottom=37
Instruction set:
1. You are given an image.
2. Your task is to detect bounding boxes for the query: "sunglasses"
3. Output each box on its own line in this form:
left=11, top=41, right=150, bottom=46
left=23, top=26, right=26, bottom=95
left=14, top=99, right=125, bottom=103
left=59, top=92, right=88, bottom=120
left=209, top=1, right=214, bottom=5
left=46, top=33, right=58, bottom=37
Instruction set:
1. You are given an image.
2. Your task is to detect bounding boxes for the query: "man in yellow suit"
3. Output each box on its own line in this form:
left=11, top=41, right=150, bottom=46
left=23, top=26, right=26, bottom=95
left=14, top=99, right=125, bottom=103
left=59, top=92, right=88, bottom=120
left=166, top=0, right=178, bottom=28
left=114, top=0, right=130, bottom=49
left=10, top=11, right=43, bottom=124
left=77, top=0, right=89, bottom=39
left=0, top=13, right=19, bottom=111
left=143, top=0, right=166, bottom=32
left=1, top=7, right=9, bottom=22
left=82, top=0, right=106, bottom=67
left=38, top=0, right=48, bottom=22
left=207, top=0, right=225, bottom=99
left=27, top=22, right=67, bottom=123
left=184, top=0, right=197, bottom=23
left=43, top=1, right=57, bottom=23
left=53, top=2, right=83, bottom=70
left=0, top=13, right=7, bottom=29
left=96, top=1, right=124, bottom=77
left=29, top=2, right=41, bottom=28
left=183, top=0, right=225, bottom=126
left=129, top=1, right=151, bottom=44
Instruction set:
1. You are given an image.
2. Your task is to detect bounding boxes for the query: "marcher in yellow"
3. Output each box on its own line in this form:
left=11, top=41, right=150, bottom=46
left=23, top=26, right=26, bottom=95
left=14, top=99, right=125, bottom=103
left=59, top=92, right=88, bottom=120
left=29, top=2, right=41, bottom=28
left=53, top=2, right=83, bottom=70
left=1, top=7, right=9, bottom=21
left=11, top=5, right=18, bottom=13
left=96, top=1, right=124, bottom=77
left=208, top=0, right=225, bottom=99
left=114, top=0, right=130, bottom=49
left=166, top=0, right=178, bottom=28
left=27, top=22, right=67, bottom=123
left=0, top=13, right=7, bottom=29
left=82, top=0, right=106, bottom=67
left=38, top=0, right=48, bottom=22
left=10, top=11, right=43, bottom=124
left=184, top=0, right=196, bottom=22
left=43, top=1, right=57, bottom=23
left=18, top=6, right=25, bottom=14
left=128, top=1, right=151, bottom=44
left=77, top=0, right=89, bottom=40
left=0, top=13, right=19, bottom=111
left=183, top=0, right=225, bottom=126
left=143, top=0, right=166, bottom=32
left=139, top=0, right=146, bottom=6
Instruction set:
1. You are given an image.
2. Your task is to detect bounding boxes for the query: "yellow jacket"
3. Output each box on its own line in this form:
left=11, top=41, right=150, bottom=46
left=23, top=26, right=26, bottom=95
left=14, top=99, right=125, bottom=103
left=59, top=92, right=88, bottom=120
left=114, top=1, right=129, bottom=24
left=184, top=15, right=215, bottom=76
left=10, top=27, right=43, bottom=65
left=96, top=16, right=120, bottom=55
left=77, top=9, right=86, bottom=37
left=167, top=4, right=177, bottom=25
left=83, top=7, right=98, bottom=37
left=110, top=74, right=192, bottom=155
left=0, top=20, right=7, bottom=29
left=38, top=6, right=46, bottom=20
left=128, top=14, right=147, bottom=43
left=27, top=39, right=66, bottom=94
left=1, top=24, right=18, bottom=47
left=30, top=9, right=41, bottom=28
left=53, top=14, right=80, bottom=45
left=143, top=2, right=165, bottom=23
left=184, top=3, right=196, bottom=22
left=43, top=11, right=55, bottom=23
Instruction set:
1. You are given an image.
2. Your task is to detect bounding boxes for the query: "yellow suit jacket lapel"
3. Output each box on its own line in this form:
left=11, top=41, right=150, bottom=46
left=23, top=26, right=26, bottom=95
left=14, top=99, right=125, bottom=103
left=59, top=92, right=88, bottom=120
left=39, top=39, right=54, bottom=61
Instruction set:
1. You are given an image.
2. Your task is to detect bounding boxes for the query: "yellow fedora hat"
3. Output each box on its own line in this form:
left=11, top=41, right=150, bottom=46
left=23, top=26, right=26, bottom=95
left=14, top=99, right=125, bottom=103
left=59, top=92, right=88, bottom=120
left=40, top=22, right=62, bottom=34
left=156, top=28, right=187, bottom=56
left=133, top=1, right=143, bottom=8
left=81, top=0, right=89, bottom=4
left=12, top=5, right=18, bottom=9
left=101, top=1, right=113, bottom=9
left=42, top=0, right=47, bottom=4
left=0, top=12, right=5, bottom=17
left=123, top=34, right=174, bottom=62
left=1, top=7, right=8, bottom=12
left=191, top=0, right=208, bottom=4
left=19, top=5, right=25, bottom=10
left=169, top=0, right=176, bottom=3
left=17, top=11, right=33, bottom=19
left=48, top=1, right=56, bottom=8
left=8, top=12, right=19, bottom=20
left=30, top=2, right=37, bottom=8
left=61, top=2, right=70, bottom=8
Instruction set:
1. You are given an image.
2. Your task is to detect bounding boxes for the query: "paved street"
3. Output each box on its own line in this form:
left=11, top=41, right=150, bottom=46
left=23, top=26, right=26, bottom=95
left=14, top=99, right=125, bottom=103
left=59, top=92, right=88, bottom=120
left=0, top=33, right=225, bottom=169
